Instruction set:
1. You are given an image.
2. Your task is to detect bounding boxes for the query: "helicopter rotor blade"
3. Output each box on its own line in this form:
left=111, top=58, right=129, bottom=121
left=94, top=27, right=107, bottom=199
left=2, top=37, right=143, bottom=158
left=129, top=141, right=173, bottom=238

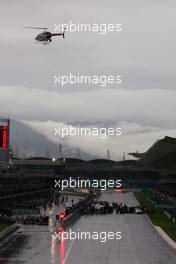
left=22, top=26, right=48, bottom=30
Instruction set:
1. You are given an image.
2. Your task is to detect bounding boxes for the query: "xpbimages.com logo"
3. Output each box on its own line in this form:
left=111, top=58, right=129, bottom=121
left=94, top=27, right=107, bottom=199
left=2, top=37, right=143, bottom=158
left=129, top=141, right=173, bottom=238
left=54, top=177, right=122, bottom=191
left=54, top=21, right=122, bottom=35
left=54, top=126, right=122, bottom=139
left=55, top=229, right=122, bottom=243
left=54, top=73, right=122, bottom=87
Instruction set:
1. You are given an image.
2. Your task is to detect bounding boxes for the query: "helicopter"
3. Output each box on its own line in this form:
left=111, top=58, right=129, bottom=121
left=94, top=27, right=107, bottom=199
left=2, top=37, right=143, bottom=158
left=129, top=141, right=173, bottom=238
left=23, top=26, right=66, bottom=43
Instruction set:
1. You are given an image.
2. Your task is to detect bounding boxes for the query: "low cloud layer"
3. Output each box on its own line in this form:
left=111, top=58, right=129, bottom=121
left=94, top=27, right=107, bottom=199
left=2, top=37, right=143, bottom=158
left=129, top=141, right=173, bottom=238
left=0, top=85, right=175, bottom=127
left=0, top=85, right=174, bottom=158
left=23, top=120, right=176, bottom=160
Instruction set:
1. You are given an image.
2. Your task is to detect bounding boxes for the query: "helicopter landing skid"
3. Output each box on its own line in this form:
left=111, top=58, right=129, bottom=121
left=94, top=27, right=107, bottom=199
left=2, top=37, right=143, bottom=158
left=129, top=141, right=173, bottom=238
left=35, top=40, right=50, bottom=45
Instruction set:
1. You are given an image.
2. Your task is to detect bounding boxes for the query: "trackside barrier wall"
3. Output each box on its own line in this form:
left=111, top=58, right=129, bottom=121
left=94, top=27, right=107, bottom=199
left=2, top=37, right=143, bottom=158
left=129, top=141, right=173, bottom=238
left=61, top=208, right=80, bottom=229
left=61, top=191, right=100, bottom=229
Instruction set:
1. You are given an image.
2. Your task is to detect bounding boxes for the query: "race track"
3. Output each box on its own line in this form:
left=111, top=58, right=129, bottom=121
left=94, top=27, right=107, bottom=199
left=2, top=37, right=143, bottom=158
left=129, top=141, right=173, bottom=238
left=0, top=192, right=176, bottom=264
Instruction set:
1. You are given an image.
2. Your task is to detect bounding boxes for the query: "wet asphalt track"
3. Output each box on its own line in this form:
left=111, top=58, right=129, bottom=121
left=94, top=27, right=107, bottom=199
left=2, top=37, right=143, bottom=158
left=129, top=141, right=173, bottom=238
left=0, top=192, right=176, bottom=264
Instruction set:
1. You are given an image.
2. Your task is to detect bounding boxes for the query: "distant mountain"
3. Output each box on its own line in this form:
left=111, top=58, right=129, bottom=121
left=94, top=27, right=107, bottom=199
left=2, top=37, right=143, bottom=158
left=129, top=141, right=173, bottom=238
left=10, top=120, right=97, bottom=160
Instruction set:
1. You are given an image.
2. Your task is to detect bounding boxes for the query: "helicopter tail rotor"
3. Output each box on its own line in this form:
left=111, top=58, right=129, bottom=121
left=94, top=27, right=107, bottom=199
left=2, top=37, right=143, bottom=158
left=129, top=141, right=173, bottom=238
left=62, top=27, right=66, bottom=39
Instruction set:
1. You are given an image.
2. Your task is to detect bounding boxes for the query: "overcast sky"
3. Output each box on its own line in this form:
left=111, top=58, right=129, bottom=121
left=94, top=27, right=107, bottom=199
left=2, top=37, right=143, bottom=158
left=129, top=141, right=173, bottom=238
left=0, top=0, right=175, bottom=159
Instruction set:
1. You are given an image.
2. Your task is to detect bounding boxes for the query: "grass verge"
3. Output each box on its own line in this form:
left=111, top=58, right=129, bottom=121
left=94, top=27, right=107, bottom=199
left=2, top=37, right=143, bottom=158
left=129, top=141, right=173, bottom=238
left=134, top=191, right=176, bottom=242
left=0, top=223, right=9, bottom=232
